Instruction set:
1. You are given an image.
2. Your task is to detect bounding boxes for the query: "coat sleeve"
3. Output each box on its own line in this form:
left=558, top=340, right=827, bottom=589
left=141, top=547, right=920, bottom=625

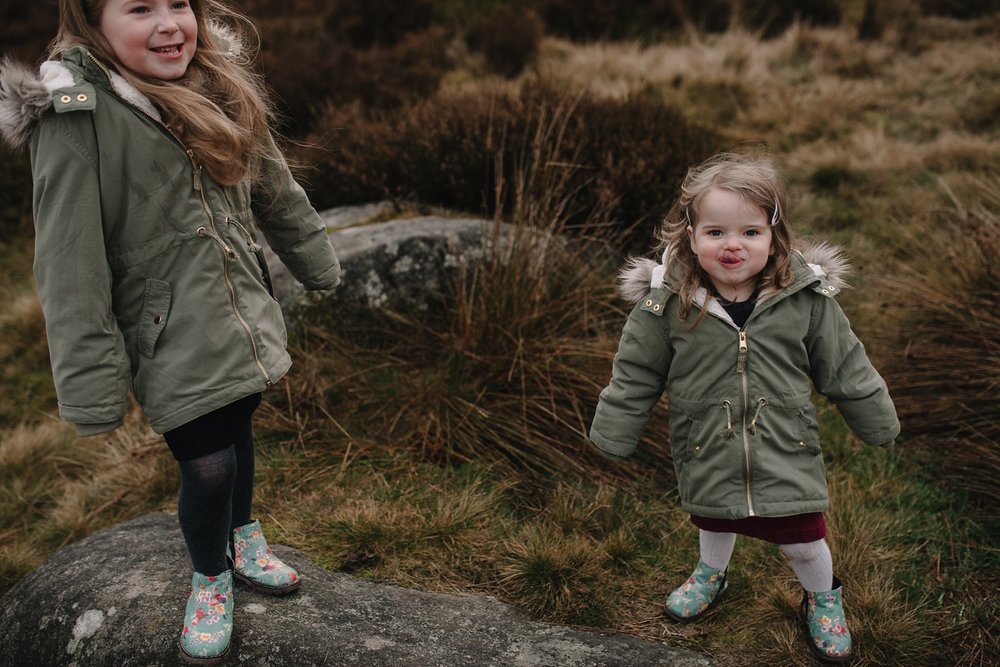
left=251, top=138, right=341, bottom=291
left=30, top=111, right=130, bottom=435
left=589, top=304, right=671, bottom=459
left=807, top=295, right=900, bottom=446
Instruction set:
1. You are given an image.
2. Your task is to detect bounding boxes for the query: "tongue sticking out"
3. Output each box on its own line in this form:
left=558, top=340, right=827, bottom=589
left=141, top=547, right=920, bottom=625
left=720, top=253, right=742, bottom=266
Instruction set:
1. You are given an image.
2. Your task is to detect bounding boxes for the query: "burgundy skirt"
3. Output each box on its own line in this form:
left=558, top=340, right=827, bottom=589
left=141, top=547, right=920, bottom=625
left=691, top=512, right=827, bottom=544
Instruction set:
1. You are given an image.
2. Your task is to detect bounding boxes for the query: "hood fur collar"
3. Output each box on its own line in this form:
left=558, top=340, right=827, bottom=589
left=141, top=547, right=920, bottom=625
left=0, top=53, right=161, bottom=151
left=618, top=240, right=851, bottom=304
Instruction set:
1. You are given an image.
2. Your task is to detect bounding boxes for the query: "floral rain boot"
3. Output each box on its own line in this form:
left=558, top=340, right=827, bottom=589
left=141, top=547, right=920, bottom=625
left=231, top=520, right=301, bottom=595
left=178, top=570, right=233, bottom=665
left=801, top=576, right=852, bottom=662
left=665, top=560, right=728, bottom=622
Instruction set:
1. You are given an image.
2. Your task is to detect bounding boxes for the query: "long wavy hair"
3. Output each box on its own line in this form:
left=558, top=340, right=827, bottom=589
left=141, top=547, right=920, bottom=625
left=656, top=151, right=797, bottom=324
left=50, top=0, right=277, bottom=185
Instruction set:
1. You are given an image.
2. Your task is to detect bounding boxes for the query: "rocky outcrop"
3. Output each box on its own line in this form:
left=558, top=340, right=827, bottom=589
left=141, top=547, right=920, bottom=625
left=265, top=203, right=514, bottom=314
left=0, top=512, right=712, bottom=667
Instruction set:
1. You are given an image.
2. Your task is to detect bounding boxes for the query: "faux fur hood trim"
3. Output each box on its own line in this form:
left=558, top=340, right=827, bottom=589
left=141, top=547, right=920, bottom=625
left=0, top=58, right=53, bottom=151
left=617, top=240, right=851, bottom=303
left=0, top=55, right=162, bottom=151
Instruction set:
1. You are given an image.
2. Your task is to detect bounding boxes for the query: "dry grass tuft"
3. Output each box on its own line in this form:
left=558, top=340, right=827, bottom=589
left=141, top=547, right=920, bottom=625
left=0, top=411, right=176, bottom=594
left=500, top=524, right=613, bottom=625
left=881, top=175, right=1000, bottom=510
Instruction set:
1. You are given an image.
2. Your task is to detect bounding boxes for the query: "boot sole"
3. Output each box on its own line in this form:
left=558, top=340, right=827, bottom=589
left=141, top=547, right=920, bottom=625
left=179, top=641, right=230, bottom=665
left=665, top=578, right=728, bottom=623
left=234, top=570, right=301, bottom=596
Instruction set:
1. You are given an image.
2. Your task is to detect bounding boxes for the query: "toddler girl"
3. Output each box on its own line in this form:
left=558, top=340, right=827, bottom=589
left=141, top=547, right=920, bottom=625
left=590, top=152, right=899, bottom=662
left=0, top=0, right=341, bottom=662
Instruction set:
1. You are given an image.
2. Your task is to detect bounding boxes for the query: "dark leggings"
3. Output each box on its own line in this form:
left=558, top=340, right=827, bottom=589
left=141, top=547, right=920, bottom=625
left=166, top=399, right=259, bottom=576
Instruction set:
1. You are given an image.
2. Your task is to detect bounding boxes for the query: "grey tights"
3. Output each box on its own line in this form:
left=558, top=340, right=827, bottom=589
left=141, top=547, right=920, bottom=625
left=177, top=419, right=255, bottom=576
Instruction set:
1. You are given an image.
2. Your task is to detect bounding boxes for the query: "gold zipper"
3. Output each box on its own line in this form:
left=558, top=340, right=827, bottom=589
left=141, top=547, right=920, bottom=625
left=193, top=163, right=273, bottom=387
left=90, top=54, right=273, bottom=387
left=736, top=330, right=755, bottom=516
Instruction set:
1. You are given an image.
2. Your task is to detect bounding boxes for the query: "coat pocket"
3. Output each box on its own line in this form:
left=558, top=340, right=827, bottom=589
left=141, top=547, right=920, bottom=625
left=671, top=399, right=735, bottom=462
left=136, top=278, right=171, bottom=358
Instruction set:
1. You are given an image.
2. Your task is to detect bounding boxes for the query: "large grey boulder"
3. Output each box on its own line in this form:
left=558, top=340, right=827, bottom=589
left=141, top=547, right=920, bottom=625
left=0, top=512, right=712, bottom=667
left=264, top=203, right=514, bottom=314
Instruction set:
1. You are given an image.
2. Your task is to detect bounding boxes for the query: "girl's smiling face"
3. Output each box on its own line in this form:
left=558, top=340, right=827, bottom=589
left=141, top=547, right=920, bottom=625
left=687, top=187, right=774, bottom=302
left=99, top=0, right=197, bottom=81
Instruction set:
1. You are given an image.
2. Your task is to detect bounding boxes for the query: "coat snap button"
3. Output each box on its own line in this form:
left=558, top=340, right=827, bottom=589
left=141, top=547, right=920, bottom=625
left=153, top=315, right=163, bottom=325
left=798, top=441, right=805, bottom=448
left=60, top=95, right=71, bottom=104
left=644, top=299, right=653, bottom=307
left=76, top=94, right=88, bottom=102
left=652, top=304, right=661, bottom=311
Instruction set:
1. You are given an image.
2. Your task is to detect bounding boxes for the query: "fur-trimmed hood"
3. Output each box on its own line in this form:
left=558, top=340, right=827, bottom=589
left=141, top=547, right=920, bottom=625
left=0, top=58, right=73, bottom=151
left=0, top=51, right=162, bottom=151
left=617, top=240, right=851, bottom=304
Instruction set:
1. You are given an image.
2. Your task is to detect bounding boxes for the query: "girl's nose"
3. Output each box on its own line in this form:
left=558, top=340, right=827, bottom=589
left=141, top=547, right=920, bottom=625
left=157, top=14, right=180, bottom=33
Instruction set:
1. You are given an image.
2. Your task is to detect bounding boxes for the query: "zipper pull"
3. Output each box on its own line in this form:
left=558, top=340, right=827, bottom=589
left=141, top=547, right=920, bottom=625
left=719, top=400, right=736, bottom=440
left=188, top=150, right=202, bottom=192
left=737, top=331, right=748, bottom=374
left=197, top=226, right=236, bottom=258
left=748, top=397, right=767, bottom=434
left=227, top=217, right=263, bottom=252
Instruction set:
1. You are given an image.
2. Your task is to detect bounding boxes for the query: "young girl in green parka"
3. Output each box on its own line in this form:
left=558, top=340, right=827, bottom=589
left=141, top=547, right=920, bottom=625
left=0, top=0, right=341, bottom=663
left=590, top=152, right=899, bottom=662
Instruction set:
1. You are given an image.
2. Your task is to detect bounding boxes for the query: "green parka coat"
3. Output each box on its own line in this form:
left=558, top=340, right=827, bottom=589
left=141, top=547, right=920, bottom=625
left=590, top=243, right=899, bottom=519
left=0, top=48, right=341, bottom=436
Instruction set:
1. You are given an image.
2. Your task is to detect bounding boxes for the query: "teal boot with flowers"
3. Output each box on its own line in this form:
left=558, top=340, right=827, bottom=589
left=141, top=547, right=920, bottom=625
left=178, top=570, right=233, bottom=664
left=665, top=560, right=728, bottom=621
left=802, top=576, right=852, bottom=662
left=231, top=520, right=301, bottom=595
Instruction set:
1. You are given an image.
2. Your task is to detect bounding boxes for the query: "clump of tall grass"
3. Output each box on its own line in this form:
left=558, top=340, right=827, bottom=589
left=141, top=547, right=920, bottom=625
left=281, top=101, right=676, bottom=480
left=881, top=175, right=1000, bottom=512
left=500, top=524, right=613, bottom=625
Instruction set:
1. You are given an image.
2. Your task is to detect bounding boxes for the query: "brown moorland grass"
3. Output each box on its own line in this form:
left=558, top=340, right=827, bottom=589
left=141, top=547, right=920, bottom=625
left=300, top=83, right=719, bottom=250
left=880, top=175, right=1000, bottom=511
left=278, top=103, right=674, bottom=478
left=1, top=12, right=998, bottom=667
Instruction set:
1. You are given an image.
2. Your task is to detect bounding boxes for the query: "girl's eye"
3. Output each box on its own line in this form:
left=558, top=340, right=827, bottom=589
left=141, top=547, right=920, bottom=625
left=171, top=1, right=190, bottom=8
left=745, top=230, right=759, bottom=237
left=706, top=230, right=723, bottom=237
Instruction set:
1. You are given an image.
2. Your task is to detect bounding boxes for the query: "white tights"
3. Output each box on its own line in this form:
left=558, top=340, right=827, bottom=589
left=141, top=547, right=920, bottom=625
left=699, top=529, right=834, bottom=592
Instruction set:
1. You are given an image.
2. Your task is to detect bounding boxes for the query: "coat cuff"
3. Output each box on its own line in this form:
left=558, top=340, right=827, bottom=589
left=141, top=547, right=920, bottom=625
left=588, top=428, right=637, bottom=460
left=74, top=418, right=124, bottom=437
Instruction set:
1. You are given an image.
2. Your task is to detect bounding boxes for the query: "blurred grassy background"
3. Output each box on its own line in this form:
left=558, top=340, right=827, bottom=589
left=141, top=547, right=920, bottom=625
left=2, top=1, right=999, bottom=665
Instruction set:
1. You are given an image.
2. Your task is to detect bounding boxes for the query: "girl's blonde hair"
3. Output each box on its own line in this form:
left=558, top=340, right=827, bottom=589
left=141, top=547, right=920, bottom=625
left=656, top=151, right=796, bottom=322
left=51, top=0, right=277, bottom=185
